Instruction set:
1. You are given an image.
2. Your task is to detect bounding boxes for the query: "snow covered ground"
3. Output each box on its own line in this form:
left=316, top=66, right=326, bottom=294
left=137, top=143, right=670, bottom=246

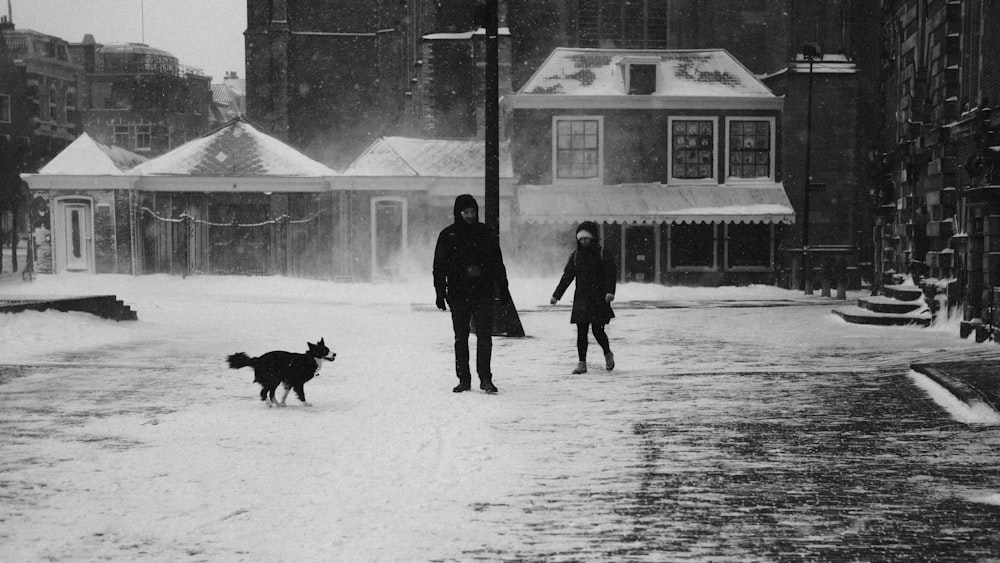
left=0, top=274, right=993, bottom=561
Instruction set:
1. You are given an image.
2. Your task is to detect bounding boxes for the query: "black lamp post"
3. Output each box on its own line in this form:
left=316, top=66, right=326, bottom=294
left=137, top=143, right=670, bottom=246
left=483, top=0, right=524, bottom=337
left=801, top=42, right=822, bottom=294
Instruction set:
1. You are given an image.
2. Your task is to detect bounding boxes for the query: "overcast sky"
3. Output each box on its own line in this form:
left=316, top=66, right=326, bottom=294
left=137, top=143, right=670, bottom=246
left=10, top=0, right=246, bottom=82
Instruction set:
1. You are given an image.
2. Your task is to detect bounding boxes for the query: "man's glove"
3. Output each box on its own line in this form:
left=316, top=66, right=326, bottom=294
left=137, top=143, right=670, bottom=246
left=436, top=294, right=447, bottom=311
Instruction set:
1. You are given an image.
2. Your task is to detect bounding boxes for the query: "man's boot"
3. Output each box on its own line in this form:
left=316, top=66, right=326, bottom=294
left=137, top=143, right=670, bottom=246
left=453, top=376, right=471, bottom=393
left=480, top=376, right=498, bottom=394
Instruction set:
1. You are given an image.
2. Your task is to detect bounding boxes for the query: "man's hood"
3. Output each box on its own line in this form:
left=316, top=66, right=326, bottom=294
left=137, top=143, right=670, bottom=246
left=453, top=194, right=479, bottom=224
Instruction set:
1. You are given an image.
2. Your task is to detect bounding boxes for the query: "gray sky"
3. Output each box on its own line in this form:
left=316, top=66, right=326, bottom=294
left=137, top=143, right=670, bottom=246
left=10, top=0, right=246, bottom=82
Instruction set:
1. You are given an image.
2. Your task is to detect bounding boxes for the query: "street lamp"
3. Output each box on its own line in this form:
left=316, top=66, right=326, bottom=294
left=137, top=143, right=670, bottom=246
left=801, top=41, right=822, bottom=294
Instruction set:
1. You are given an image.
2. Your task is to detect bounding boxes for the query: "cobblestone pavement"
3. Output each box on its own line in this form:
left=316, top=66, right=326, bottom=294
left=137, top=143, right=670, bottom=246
left=3, top=301, right=1000, bottom=561
left=467, top=306, right=1000, bottom=562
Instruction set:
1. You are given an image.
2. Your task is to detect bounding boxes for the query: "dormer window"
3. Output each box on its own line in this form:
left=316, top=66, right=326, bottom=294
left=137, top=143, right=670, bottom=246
left=615, top=55, right=660, bottom=95
left=628, top=64, right=657, bottom=95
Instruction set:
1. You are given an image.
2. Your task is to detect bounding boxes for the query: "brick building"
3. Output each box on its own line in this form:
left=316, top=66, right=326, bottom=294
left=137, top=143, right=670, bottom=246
left=506, top=0, right=881, bottom=288
left=69, top=37, right=212, bottom=157
left=878, top=0, right=1000, bottom=338
left=508, top=48, right=793, bottom=285
left=0, top=20, right=84, bottom=270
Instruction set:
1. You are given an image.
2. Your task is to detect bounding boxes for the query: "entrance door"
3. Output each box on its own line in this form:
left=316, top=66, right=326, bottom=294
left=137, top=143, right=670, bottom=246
left=372, top=199, right=405, bottom=278
left=625, top=225, right=655, bottom=282
left=62, top=202, right=92, bottom=272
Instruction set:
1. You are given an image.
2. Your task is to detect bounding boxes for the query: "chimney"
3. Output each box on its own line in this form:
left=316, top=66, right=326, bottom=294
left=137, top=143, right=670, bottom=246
left=81, top=34, right=98, bottom=73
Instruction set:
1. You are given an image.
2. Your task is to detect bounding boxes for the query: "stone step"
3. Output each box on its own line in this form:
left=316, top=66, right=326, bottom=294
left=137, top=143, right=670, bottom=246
left=883, top=284, right=926, bottom=302
left=858, top=296, right=926, bottom=314
left=832, top=305, right=932, bottom=327
left=0, top=295, right=138, bottom=321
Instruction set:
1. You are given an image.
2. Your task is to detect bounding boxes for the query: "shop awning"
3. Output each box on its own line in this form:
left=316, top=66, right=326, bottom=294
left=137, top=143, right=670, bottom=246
left=517, top=182, right=796, bottom=224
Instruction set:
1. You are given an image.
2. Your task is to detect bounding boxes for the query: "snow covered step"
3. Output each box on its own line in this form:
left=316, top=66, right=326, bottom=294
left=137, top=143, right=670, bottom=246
left=883, top=284, right=926, bottom=302
left=857, top=295, right=926, bottom=315
left=832, top=305, right=932, bottom=327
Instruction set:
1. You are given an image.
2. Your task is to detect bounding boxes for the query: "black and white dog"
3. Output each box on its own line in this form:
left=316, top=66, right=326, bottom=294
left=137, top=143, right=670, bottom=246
left=227, top=338, right=336, bottom=407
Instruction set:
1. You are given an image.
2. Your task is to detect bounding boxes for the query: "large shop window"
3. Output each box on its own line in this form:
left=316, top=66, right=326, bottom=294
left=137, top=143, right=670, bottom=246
left=554, top=117, right=601, bottom=181
left=671, top=119, right=715, bottom=180
left=728, top=120, right=772, bottom=179
left=670, top=223, right=715, bottom=268
left=727, top=223, right=771, bottom=268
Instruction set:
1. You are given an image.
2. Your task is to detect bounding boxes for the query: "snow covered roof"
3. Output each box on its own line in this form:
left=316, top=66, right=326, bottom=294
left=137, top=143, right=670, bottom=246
left=516, top=48, right=775, bottom=98
left=37, top=133, right=147, bottom=176
left=344, top=137, right=513, bottom=178
left=518, top=182, right=795, bottom=224
left=132, top=118, right=336, bottom=177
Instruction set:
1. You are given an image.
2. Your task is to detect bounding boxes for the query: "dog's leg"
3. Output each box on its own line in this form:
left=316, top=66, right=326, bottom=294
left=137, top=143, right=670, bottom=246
left=260, top=387, right=272, bottom=407
left=293, top=384, right=310, bottom=407
left=277, top=384, right=292, bottom=407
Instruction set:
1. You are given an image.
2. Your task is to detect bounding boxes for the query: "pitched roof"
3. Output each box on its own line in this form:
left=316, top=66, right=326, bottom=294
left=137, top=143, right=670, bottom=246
left=132, top=118, right=336, bottom=177
left=37, top=132, right=147, bottom=175
left=344, top=137, right=513, bottom=178
left=517, top=48, right=775, bottom=98
left=212, top=84, right=235, bottom=105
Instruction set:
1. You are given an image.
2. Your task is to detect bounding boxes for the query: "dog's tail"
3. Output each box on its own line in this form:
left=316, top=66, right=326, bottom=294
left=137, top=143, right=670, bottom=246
left=227, top=352, right=256, bottom=370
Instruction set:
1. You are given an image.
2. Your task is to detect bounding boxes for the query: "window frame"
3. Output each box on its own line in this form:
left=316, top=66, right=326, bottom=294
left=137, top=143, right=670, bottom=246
left=667, top=116, right=718, bottom=185
left=724, top=222, right=774, bottom=271
left=135, top=123, right=152, bottom=152
left=666, top=222, right=718, bottom=271
left=48, top=84, right=58, bottom=122
left=552, top=115, right=604, bottom=185
left=626, top=63, right=657, bottom=95
left=725, top=116, right=776, bottom=183
left=0, top=94, right=10, bottom=123
left=112, top=124, right=130, bottom=147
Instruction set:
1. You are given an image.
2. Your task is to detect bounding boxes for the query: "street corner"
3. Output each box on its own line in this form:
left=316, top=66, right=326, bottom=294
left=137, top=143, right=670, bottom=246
left=909, top=361, right=1000, bottom=425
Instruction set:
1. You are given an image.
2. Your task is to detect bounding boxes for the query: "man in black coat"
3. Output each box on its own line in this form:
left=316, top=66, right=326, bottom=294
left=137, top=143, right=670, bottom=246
left=433, top=194, right=508, bottom=393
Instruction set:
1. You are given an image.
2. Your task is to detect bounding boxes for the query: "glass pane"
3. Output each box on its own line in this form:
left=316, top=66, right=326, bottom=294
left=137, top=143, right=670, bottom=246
left=71, top=210, right=81, bottom=258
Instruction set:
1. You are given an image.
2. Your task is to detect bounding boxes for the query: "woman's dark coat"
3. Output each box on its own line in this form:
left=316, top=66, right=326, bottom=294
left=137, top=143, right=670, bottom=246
left=553, top=244, right=617, bottom=324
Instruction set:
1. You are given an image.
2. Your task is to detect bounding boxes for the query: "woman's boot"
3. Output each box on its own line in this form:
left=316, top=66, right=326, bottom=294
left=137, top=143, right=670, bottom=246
left=572, top=361, right=587, bottom=374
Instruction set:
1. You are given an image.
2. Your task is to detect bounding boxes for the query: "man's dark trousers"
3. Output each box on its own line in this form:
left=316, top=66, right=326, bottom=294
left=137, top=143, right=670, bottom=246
left=449, top=298, right=494, bottom=384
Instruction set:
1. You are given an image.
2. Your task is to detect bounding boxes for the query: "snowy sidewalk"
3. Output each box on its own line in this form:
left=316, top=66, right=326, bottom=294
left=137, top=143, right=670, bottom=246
left=2, top=275, right=999, bottom=561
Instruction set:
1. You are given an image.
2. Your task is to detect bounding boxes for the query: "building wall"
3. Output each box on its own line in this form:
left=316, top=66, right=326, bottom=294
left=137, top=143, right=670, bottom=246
left=879, top=0, right=1000, bottom=330
left=512, top=108, right=781, bottom=186
left=245, top=0, right=513, bottom=168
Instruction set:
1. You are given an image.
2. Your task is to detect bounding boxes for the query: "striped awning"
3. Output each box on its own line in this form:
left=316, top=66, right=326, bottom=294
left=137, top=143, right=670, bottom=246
left=517, top=182, right=796, bottom=224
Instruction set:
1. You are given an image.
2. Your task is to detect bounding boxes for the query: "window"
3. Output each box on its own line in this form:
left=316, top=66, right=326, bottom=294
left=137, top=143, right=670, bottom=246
left=670, top=118, right=715, bottom=181
left=135, top=124, right=152, bottom=151
left=726, top=223, right=772, bottom=269
left=65, top=89, right=76, bottom=110
left=48, top=85, right=57, bottom=122
left=113, top=125, right=130, bottom=147
left=554, top=116, right=602, bottom=181
left=628, top=64, right=656, bottom=95
left=0, top=94, right=10, bottom=123
left=727, top=118, right=774, bottom=180
left=670, top=223, right=716, bottom=269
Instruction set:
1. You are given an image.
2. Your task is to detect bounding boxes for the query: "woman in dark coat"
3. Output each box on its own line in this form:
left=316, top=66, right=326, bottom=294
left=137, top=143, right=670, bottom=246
left=549, top=221, right=617, bottom=374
